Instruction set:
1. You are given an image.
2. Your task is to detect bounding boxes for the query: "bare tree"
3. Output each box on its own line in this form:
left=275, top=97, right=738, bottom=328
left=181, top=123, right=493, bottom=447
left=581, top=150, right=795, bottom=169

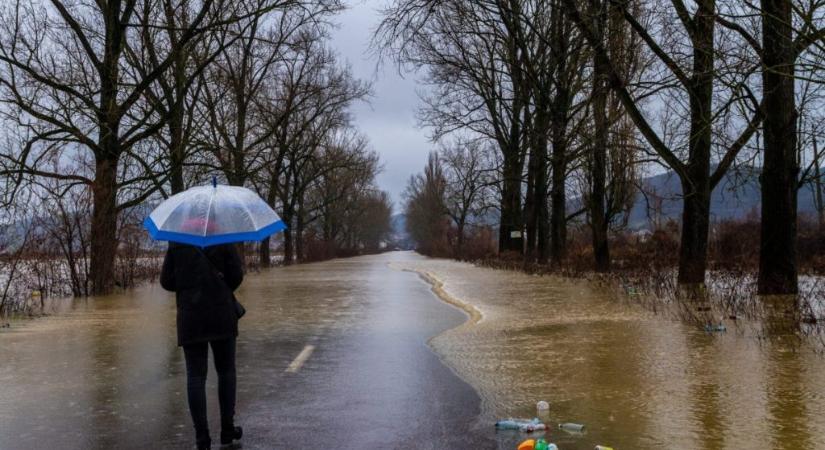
left=0, top=0, right=302, bottom=294
left=707, top=0, right=824, bottom=293
left=562, top=0, right=763, bottom=287
left=404, top=152, right=449, bottom=256
left=440, top=139, right=495, bottom=258
left=377, top=0, right=531, bottom=254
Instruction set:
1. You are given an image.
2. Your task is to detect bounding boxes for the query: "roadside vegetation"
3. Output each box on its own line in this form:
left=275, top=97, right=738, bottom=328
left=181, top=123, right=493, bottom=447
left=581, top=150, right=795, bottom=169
left=377, top=0, right=825, bottom=332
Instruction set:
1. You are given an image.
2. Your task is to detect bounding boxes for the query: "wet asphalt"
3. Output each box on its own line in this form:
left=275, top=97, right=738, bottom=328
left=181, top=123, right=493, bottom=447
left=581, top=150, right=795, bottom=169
left=228, top=256, right=492, bottom=449
left=0, top=253, right=494, bottom=449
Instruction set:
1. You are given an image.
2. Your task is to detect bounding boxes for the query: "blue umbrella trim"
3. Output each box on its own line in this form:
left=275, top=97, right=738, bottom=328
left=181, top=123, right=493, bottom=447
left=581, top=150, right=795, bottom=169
left=143, top=216, right=287, bottom=247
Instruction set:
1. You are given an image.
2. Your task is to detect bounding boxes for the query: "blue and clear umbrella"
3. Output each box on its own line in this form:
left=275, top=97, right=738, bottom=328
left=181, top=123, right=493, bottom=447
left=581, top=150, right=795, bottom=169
left=143, top=180, right=286, bottom=247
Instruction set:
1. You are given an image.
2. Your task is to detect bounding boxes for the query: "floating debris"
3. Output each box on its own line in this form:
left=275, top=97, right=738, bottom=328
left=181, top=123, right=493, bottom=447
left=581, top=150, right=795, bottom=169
left=704, top=323, right=727, bottom=333
left=559, top=422, right=586, bottom=433
left=496, top=418, right=548, bottom=432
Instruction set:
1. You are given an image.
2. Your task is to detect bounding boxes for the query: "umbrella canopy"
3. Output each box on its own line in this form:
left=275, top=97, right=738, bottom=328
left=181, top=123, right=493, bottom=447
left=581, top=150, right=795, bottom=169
left=144, top=182, right=286, bottom=247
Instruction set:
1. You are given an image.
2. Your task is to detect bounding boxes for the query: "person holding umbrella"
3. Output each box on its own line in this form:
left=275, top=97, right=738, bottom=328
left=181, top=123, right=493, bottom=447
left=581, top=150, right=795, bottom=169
left=146, top=179, right=286, bottom=450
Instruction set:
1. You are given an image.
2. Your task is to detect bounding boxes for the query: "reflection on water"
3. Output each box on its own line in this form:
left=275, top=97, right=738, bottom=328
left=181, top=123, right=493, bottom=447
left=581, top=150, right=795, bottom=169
left=396, top=257, right=825, bottom=450
left=0, top=255, right=477, bottom=450
left=2, top=252, right=824, bottom=450
left=0, top=287, right=186, bottom=448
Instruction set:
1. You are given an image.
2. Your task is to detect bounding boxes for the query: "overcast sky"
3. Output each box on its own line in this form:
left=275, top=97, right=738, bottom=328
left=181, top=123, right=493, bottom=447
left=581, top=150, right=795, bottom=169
left=329, top=0, right=432, bottom=211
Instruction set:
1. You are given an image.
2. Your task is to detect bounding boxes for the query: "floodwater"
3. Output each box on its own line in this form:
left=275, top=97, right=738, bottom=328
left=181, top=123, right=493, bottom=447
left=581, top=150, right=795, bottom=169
left=0, top=252, right=487, bottom=449
left=395, top=256, right=825, bottom=449
left=2, top=252, right=825, bottom=450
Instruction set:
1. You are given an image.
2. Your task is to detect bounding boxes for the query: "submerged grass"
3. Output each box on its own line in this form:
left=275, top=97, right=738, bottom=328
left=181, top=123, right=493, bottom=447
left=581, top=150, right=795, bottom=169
left=472, top=255, right=825, bottom=351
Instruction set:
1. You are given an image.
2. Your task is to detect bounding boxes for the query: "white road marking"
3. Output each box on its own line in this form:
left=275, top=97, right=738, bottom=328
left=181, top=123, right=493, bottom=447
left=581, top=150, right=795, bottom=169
left=285, top=345, right=316, bottom=373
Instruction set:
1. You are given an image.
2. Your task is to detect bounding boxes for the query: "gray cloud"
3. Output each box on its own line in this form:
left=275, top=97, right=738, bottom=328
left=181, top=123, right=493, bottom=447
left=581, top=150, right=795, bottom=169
left=330, top=0, right=433, bottom=211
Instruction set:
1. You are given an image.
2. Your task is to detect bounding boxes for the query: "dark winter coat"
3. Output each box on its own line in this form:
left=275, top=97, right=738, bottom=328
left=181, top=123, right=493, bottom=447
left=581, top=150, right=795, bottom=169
left=160, top=243, right=244, bottom=347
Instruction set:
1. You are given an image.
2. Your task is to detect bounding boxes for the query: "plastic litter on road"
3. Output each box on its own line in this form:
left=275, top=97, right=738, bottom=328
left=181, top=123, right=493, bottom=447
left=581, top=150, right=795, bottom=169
left=594, top=446, right=614, bottom=450
left=704, top=323, right=727, bottom=332
left=535, top=438, right=558, bottom=450
left=536, top=400, right=550, bottom=411
left=496, top=418, right=548, bottom=432
left=517, top=438, right=559, bottom=450
left=558, top=422, right=586, bottom=433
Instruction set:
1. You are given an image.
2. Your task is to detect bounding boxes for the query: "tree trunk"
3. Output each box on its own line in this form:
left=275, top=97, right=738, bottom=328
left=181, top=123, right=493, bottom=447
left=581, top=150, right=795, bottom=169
left=548, top=9, right=571, bottom=267
left=295, top=210, right=305, bottom=263
left=533, top=100, right=551, bottom=264
left=814, top=148, right=824, bottom=234
left=89, top=5, right=125, bottom=296
left=283, top=226, right=294, bottom=266
left=550, top=138, right=567, bottom=266
left=549, top=77, right=570, bottom=267
left=676, top=0, right=715, bottom=287
left=590, top=0, right=610, bottom=272
left=524, top=140, right=538, bottom=259
left=89, top=153, right=119, bottom=295
left=677, top=177, right=711, bottom=285
left=535, top=155, right=550, bottom=265
left=456, top=221, right=465, bottom=259
left=499, top=150, right=524, bottom=254
left=167, top=45, right=188, bottom=195
left=323, top=213, right=336, bottom=259
left=260, top=177, right=280, bottom=268
left=758, top=0, right=798, bottom=295
left=499, top=28, right=525, bottom=256
left=259, top=237, right=271, bottom=268
left=168, top=118, right=185, bottom=194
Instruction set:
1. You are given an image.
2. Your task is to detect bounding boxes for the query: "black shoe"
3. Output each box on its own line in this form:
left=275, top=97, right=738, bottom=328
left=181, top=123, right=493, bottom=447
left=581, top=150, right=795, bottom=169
left=196, top=437, right=211, bottom=450
left=220, top=426, right=243, bottom=445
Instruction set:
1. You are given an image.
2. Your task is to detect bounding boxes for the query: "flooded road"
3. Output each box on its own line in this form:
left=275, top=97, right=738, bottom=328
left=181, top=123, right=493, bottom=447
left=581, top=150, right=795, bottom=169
left=2, top=252, right=825, bottom=449
left=0, top=252, right=489, bottom=449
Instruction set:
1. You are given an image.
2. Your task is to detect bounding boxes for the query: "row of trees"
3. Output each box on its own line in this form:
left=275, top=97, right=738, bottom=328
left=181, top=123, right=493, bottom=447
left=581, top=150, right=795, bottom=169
left=0, top=0, right=392, bottom=298
left=382, top=0, right=825, bottom=295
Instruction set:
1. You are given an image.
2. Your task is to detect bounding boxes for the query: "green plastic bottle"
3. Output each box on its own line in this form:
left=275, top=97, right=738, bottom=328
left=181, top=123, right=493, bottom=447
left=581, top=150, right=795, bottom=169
left=534, top=438, right=549, bottom=450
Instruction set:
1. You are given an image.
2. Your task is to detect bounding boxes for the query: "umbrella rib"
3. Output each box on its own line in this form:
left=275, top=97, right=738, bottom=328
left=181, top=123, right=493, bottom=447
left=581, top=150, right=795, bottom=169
left=239, top=193, right=257, bottom=230
left=204, top=186, right=217, bottom=239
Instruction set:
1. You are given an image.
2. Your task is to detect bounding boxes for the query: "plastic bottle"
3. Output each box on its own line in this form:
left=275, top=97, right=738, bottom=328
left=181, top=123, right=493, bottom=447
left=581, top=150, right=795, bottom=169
left=496, top=419, right=525, bottom=430
left=537, top=400, right=550, bottom=411
left=535, top=442, right=559, bottom=450
left=522, top=420, right=547, bottom=432
left=594, top=446, right=614, bottom=450
left=535, top=438, right=558, bottom=450
left=496, top=418, right=547, bottom=432
left=704, top=323, right=726, bottom=332
left=559, top=422, right=586, bottom=433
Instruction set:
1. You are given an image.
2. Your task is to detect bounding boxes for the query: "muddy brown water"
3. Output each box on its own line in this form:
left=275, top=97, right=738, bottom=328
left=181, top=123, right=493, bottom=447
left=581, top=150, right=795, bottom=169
left=2, top=252, right=825, bottom=449
left=394, top=256, right=825, bottom=450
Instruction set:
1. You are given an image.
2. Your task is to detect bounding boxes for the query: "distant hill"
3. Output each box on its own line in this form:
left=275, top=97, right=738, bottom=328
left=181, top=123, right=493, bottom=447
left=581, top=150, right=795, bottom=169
left=393, top=166, right=822, bottom=242
left=626, top=166, right=822, bottom=228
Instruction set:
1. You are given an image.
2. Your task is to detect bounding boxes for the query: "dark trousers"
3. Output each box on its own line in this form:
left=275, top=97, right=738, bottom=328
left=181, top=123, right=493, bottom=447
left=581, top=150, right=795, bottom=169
left=183, top=338, right=237, bottom=444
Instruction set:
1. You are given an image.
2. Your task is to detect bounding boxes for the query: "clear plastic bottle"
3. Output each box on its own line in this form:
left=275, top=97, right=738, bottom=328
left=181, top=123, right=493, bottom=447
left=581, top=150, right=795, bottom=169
left=559, top=422, right=586, bottom=433
left=522, top=420, right=547, bottom=432
left=495, top=418, right=547, bottom=432
left=495, top=418, right=524, bottom=430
